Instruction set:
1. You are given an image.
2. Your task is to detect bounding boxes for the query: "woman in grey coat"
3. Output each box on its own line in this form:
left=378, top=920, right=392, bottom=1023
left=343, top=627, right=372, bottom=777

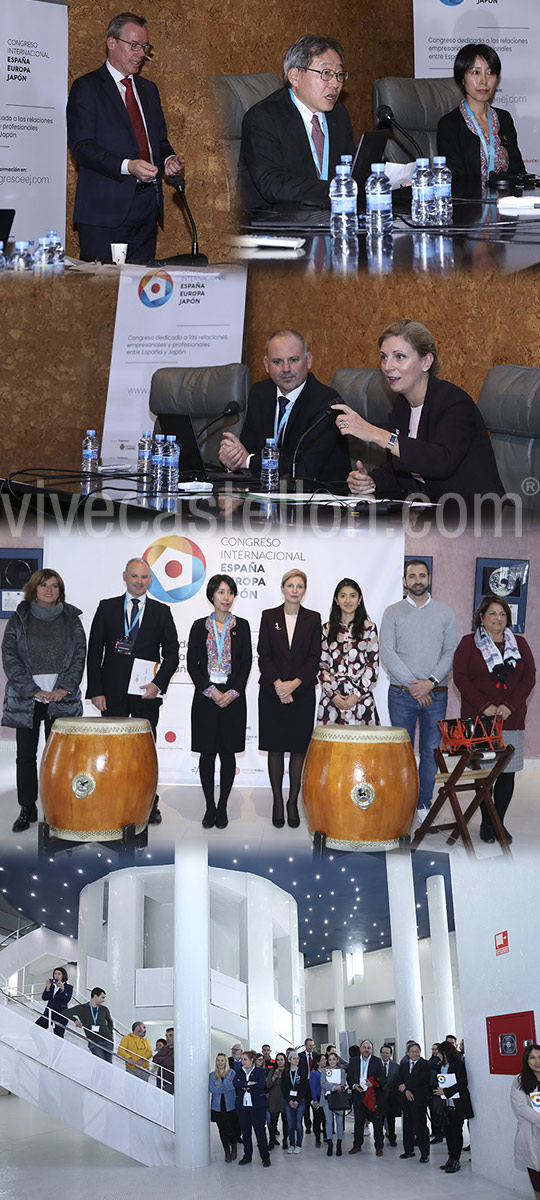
left=511, top=1044, right=540, bottom=1197
left=2, top=568, right=86, bottom=832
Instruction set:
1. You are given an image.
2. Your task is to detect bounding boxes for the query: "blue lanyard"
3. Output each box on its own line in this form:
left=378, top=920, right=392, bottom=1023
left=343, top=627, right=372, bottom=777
left=464, top=102, right=495, bottom=175
left=90, top=1004, right=99, bottom=1023
left=212, top=612, right=230, bottom=668
left=124, top=595, right=142, bottom=638
left=289, top=89, right=329, bottom=180
left=273, top=394, right=297, bottom=443
left=290, top=1068, right=298, bottom=1086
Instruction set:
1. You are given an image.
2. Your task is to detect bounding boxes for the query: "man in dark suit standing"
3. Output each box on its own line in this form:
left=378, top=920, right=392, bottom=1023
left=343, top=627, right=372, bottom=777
left=379, top=1043, right=400, bottom=1146
left=86, top=557, right=179, bottom=824
left=397, top=1042, right=431, bottom=1162
left=347, top=1039, right=386, bottom=1156
left=67, top=11, right=185, bottom=262
left=218, top=328, right=350, bottom=484
left=238, top=34, right=355, bottom=210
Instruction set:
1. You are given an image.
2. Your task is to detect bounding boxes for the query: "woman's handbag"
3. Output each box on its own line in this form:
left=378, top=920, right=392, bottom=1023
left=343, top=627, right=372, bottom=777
left=327, top=1088, right=351, bottom=1112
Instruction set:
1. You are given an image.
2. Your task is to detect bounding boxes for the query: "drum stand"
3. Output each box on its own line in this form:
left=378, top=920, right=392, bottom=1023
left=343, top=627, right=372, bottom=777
left=410, top=744, right=515, bottom=856
left=37, top=819, right=149, bottom=864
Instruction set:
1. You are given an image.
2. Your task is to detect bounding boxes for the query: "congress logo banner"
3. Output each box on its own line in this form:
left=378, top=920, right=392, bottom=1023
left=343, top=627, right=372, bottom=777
left=144, top=535, right=206, bottom=603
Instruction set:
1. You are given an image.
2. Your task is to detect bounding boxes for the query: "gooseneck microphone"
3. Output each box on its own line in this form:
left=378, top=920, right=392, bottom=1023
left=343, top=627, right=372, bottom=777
left=151, top=175, right=208, bottom=265
left=289, top=406, right=335, bottom=482
left=197, top=401, right=240, bottom=444
left=376, top=105, right=423, bottom=161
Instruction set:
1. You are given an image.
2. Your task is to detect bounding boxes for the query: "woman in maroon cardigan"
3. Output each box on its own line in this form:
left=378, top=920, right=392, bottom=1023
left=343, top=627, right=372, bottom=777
left=453, top=596, right=535, bottom=843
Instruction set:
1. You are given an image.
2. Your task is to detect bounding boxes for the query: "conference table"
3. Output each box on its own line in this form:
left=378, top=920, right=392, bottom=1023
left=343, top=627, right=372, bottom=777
left=237, top=186, right=540, bottom=275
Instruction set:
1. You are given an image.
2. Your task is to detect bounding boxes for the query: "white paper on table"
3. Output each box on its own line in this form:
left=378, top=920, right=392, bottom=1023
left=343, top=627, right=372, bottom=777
left=128, top=658, right=159, bottom=696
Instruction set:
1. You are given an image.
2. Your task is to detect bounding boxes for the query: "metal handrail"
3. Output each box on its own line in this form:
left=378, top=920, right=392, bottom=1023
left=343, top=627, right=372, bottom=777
left=0, top=985, right=174, bottom=1088
left=0, top=922, right=39, bottom=950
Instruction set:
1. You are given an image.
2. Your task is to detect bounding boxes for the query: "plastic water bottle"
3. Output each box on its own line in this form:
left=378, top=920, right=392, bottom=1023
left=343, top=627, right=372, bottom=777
left=260, top=438, right=279, bottom=492
left=162, top=434, right=180, bottom=492
left=10, top=241, right=34, bottom=271
left=150, top=433, right=165, bottom=491
left=47, top=230, right=65, bottom=261
left=411, top=159, right=435, bottom=226
left=0, top=242, right=7, bottom=271
left=33, top=237, right=53, bottom=272
left=81, top=429, right=99, bottom=472
left=340, top=155, right=353, bottom=175
left=137, top=430, right=153, bottom=476
left=365, top=163, right=393, bottom=236
left=329, top=164, right=358, bottom=238
left=432, top=156, right=453, bottom=225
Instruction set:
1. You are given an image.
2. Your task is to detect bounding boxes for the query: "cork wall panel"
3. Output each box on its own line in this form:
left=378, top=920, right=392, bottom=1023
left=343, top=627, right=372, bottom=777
left=2, top=269, right=540, bottom=478
left=65, top=0, right=415, bottom=258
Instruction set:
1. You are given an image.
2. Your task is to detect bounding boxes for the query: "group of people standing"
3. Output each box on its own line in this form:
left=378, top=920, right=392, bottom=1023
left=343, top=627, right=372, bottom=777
left=208, top=1036, right=474, bottom=1172
left=2, top=557, right=534, bottom=842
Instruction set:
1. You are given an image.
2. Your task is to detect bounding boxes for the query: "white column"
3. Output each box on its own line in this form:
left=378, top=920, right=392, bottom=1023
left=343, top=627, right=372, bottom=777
left=426, top=874, right=455, bottom=1040
left=107, top=868, right=144, bottom=1029
left=174, top=839, right=210, bottom=1168
left=331, top=950, right=346, bottom=1049
left=386, top=850, right=424, bottom=1055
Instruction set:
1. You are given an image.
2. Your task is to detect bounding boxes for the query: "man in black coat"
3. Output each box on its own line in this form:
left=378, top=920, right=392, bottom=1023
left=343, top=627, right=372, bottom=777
left=347, top=1039, right=386, bottom=1155
left=218, top=329, right=350, bottom=484
left=67, top=11, right=184, bottom=262
left=379, top=1044, right=400, bottom=1146
left=397, top=1042, right=431, bottom=1162
left=70, top=987, right=114, bottom=1063
left=238, top=33, right=355, bottom=210
left=86, top=557, right=179, bottom=823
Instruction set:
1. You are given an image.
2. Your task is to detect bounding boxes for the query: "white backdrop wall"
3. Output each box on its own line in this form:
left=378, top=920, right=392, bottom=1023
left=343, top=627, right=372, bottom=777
left=0, top=0, right=68, bottom=242
left=451, top=852, right=538, bottom=1197
left=44, top=522, right=405, bottom=784
left=413, top=0, right=540, bottom=168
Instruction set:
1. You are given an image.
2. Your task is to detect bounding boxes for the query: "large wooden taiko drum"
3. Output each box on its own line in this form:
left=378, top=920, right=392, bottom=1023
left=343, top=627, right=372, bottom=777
left=39, top=717, right=158, bottom=841
left=302, top=725, right=418, bottom=850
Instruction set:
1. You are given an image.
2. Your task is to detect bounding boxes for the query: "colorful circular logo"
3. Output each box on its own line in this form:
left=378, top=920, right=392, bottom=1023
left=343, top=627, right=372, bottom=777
left=439, top=0, right=465, bottom=5
left=143, top=535, right=206, bottom=602
left=138, top=270, right=174, bottom=307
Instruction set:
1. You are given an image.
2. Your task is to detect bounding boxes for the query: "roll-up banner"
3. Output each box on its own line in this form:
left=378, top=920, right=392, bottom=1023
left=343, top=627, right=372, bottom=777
left=413, top=0, right=539, bottom=168
left=0, top=0, right=68, bottom=243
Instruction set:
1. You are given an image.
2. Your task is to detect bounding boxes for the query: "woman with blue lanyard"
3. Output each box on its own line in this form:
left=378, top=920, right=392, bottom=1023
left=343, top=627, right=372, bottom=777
left=437, top=44, right=525, bottom=188
left=281, top=1051, right=309, bottom=1154
left=433, top=1041, right=474, bottom=1175
left=187, top=574, right=252, bottom=830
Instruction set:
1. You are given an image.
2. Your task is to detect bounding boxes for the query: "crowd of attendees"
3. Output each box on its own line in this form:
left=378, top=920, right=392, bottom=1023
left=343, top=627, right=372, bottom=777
left=208, top=1034, right=473, bottom=1170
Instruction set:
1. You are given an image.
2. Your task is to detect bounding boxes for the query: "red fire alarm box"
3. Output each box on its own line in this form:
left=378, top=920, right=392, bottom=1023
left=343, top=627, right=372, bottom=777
left=486, top=1012, right=536, bottom=1075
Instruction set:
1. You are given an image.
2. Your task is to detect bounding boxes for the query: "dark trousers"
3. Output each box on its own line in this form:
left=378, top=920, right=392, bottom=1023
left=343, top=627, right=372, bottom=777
left=35, top=1011, right=67, bottom=1038
left=352, top=1092, right=384, bottom=1149
left=269, top=1111, right=288, bottom=1146
left=214, top=1107, right=237, bottom=1152
left=446, top=1108, right=464, bottom=1162
left=402, top=1101, right=429, bottom=1157
left=303, top=1097, right=312, bottom=1133
left=16, top=701, right=53, bottom=811
left=384, top=1113, right=397, bottom=1141
left=312, top=1104, right=325, bottom=1142
left=77, top=187, right=159, bottom=263
left=89, top=1038, right=114, bottom=1064
left=237, top=1107, right=269, bottom=1162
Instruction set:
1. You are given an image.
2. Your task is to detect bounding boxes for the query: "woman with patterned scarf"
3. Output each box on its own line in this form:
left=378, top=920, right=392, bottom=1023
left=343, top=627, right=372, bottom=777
left=453, top=596, right=535, bottom=844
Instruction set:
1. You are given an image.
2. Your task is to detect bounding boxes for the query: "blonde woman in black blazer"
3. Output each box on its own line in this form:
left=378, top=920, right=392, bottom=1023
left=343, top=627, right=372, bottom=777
left=257, top=570, right=321, bottom=829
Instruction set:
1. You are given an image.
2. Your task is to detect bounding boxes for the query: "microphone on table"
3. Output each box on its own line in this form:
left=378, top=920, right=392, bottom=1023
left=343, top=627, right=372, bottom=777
left=197, top=402, right=240, bottom=443
left=151, top=175, right=208, bottom=265
left=282, top=406, right=336, bottom=491
left=376, top=105, right=423, bottom=161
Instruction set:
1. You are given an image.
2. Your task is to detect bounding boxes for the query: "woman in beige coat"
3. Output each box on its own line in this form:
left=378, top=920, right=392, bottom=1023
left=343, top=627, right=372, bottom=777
left=511, top=1044, right=540, bottom=1197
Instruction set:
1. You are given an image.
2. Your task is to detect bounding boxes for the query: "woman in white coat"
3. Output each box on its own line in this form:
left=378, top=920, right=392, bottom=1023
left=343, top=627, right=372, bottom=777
left=511, top=1044, right=540, bottom=1197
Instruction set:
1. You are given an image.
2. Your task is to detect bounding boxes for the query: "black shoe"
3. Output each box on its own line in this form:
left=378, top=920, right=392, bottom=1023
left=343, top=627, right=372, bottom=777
left=215, top=806, right=228, bottom=829
left=389, top=1139, right=397, bottom=1147
left=400, top=1152, right=415, bottom=1159
left=501, top=825, right=513, bottom=844
left=238, top=1156, right=251, bottom=1165
left=419, top=1155, right=430, bottom=1163
left=12, top=806, right=37, bottom=832
left=440, top=1159, right=452, bottom=1170
left=431, top=1135, right=444, bottom=1143
left=480, top=824, right=495, bottom=844
left=336, top=1140, right=342, bottom=1156
left=315, top=1139, right=321, bottom=1147
left=327, top=1141, right=333, bottom=1156
left=262, top=1158, right=271, bottom=1167
left=148, top=800, right=162, bottom=825
left=287, top=801, right=300, bottom=829
left=272, top=803, right=285, bottom=828
left=446, top=1160, right=460, bottom=1173
left=202, top=807, right=216, bottom=829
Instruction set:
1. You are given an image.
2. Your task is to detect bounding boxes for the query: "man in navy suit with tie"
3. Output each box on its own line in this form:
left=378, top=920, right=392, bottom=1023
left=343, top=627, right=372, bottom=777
left=86, top=558, right=179, bottom=824
left=67, top=11, right=185, bottom=262
left=237, top=34, right=356, bottom=210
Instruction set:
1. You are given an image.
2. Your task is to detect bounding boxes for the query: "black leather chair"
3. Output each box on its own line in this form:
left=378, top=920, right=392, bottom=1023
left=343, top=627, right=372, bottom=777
left=149, top=363, right=250, bottom=465
left=209, top=72, right=282, bottom=207
left=477, top=364, right=540, bottom=506
left=372, top=76, right=461, bottom=162
left=330, top=367, right=393, bottom=472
